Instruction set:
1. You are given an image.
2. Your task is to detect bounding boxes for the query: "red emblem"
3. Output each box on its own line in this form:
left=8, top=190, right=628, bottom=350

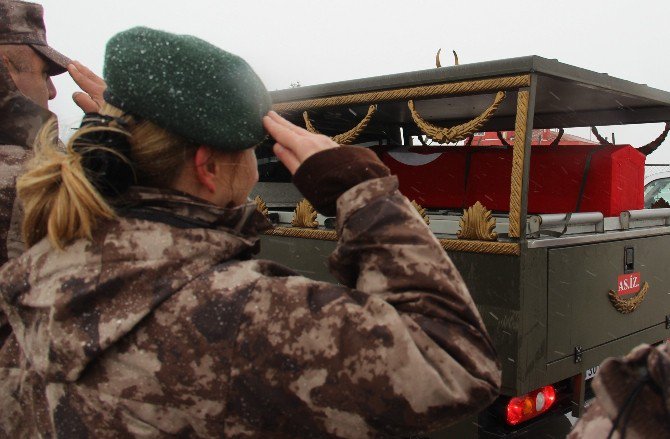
left=617, top=272, right=641, bottom=296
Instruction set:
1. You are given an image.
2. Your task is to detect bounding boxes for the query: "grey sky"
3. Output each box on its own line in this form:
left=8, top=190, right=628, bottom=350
left=40, top=0, right=670, bottom=162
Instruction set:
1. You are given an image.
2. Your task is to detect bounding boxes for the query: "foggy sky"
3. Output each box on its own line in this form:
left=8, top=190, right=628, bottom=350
left=40, top=0, right=670, bottom=163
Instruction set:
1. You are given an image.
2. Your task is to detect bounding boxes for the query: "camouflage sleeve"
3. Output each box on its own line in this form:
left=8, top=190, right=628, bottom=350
left=230, top=177, right=500, bottom=437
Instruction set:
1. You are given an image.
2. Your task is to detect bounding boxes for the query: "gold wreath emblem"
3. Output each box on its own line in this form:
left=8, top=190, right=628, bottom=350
left=303, top=105, right=377, bottom=145
left=408, top=91, right=506, bottom=144
left=608, top=281, right=649, bottom=314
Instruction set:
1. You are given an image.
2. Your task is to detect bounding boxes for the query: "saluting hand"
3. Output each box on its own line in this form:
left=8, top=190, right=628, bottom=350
left=262, top=111, right=339, bottom=175
left=68, top=61, right=107, bottom=113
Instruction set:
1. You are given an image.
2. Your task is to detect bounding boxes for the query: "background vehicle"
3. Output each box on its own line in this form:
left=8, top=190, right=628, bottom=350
left=253, top=56, right=670, bottom=437
left=644, top=164, right=670, bottom=208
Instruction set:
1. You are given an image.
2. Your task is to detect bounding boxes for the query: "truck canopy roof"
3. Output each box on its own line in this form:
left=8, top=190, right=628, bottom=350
left=270, top=55, right=670, bottom=133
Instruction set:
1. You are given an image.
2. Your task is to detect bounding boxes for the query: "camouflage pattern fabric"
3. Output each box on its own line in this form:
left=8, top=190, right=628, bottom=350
left=0, top=57, right=53, bottom=265
left=0, top=0, right=51, bottom=45
left=0, top=0, right=70, bottom=74
left=0, top=55, right=53, bottom=351
left=0, top=178, right=501, bottom=438
left=0, top=144, right=28, bottom=266
left=569, top=342, right=670, bottom=438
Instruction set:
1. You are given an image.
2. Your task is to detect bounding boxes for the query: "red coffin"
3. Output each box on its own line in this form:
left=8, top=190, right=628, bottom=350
left=381, top=144, right=645, bottom=217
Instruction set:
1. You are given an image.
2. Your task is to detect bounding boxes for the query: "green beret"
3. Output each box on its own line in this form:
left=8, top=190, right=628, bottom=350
left=103, top=27, right=271, bottom=151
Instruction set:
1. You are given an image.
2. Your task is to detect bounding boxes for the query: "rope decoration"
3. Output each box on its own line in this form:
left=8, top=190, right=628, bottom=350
left=608, top=282, right=649, bottom=314
left=441, top=239, right=520, bottom=255
left=273, top=75, right=531, bottom=112
left=303, top=105, right=377, bottom=145
left=508, top=90, right=530, bottom=239
left=591, top=123, right=670, bottom=156
left=265, top=227, right=338, bottom=241
left=263, top=227, right=520, bottom=255
left=408, top=91, right=506, bottom=143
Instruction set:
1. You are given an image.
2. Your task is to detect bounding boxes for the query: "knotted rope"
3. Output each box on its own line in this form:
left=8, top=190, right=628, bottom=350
left=408, top=91, right=506, bottom=143
left=303, top=105, right=377, bottom=145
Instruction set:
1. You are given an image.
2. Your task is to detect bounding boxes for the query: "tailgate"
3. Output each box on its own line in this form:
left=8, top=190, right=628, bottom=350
left=547, top=234, right=670, bottom=362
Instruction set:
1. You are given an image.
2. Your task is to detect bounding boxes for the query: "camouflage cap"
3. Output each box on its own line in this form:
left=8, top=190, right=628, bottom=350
left=0, top=0, right=70, bottom=75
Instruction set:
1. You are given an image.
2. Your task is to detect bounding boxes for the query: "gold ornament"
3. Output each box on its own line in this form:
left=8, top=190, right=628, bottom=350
left=457, top=202, right=498, bottom=241
left=409, top=91, right=506, bottom=144
left=254, top=195, right=269, bottom=218
left=436, top=48, right=459, bottom=68
left=291, top=199, right=318, bottom=228
left=608, top=282, right=649, bottom=314
left=303, top=105, right=377, bottom=145
left=411, top=200, right=430, bottom=225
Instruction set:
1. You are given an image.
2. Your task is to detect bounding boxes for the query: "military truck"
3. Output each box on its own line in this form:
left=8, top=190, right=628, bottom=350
left=252, top=56, right=670, bottom=436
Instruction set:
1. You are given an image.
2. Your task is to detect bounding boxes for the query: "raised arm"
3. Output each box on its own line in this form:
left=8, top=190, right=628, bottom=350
left=236, top=113, right=501, bottom=436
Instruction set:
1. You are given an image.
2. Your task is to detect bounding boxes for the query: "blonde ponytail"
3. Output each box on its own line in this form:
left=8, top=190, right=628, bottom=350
left=18, top=103, right=198, bottom=249
left=18, top=119, right=117, bottom=249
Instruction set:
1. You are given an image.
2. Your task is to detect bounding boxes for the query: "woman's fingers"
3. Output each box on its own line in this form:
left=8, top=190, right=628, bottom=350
left=263, top=115, right=304, bottom=151
left=70, top=60, right=106, bottom=87
left=72, top=91, right=99, bottom=113
left=267, top=111, right=310, bottom=136
left=68, top=61, right=107, bottom=113
left=273, top=143, right=300, bottom=175
left=263, top=113, right=340, bottom=174
left=264, top=113, right=338, bottom=154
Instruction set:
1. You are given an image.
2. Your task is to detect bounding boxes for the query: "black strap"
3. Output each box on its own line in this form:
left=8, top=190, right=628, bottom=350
left=537, top=145, right=606, bottom=237
left=607, top=371, right=651, bottom=439
left=537, top=213, right=574, bottom=238
left=574, top=145, right=606, bottom=214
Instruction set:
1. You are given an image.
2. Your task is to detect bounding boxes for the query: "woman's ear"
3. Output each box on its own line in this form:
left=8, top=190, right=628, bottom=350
left=193, top=145, right=217, bottom=193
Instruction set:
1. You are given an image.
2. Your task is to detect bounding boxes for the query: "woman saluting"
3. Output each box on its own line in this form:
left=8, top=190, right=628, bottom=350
left=0, top=27, right=500, bottom=438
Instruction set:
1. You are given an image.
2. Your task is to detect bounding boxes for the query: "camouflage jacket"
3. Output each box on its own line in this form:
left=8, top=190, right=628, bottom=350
left=0, top=57, right=53, bottom=350
left=569, top=342, right=670, bottom=438
left=0, top=179, right=501, bottom=438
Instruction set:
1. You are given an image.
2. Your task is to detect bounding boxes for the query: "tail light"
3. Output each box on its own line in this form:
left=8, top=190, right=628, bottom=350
left=506, top=385, right=556, bottom=426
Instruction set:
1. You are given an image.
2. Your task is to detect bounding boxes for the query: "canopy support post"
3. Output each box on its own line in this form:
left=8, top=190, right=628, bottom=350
left=508, top=75, right=537, bottom=240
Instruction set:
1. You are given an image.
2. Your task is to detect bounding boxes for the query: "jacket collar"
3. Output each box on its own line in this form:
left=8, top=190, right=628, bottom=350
left=118, top=186, right=273, bottom=237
